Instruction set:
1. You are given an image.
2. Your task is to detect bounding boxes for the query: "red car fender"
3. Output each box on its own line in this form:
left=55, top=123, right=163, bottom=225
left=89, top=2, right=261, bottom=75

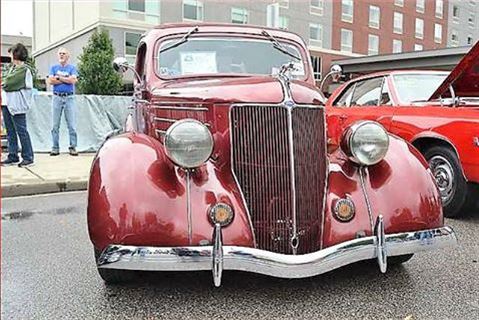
left=323, top=135, right=443, bottom=248
left=411, top=125, right=479, bottom=182
left=87, top=132, right=255, bottom=251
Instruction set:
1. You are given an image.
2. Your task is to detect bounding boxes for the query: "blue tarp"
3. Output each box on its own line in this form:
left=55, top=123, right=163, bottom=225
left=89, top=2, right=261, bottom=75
left=26, top=93, right=131, bottom=152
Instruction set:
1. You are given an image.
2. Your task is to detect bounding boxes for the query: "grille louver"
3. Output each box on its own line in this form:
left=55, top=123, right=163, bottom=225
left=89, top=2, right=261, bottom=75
left=231, top=105, right=327, bottom=254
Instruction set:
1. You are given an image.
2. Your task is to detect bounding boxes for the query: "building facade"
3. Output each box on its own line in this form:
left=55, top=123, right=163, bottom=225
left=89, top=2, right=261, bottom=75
left=447, top=0, right=479, bottom=47
left=332, top=0, right=449, bottom=55
left=32, top=0, right=477, bottom=86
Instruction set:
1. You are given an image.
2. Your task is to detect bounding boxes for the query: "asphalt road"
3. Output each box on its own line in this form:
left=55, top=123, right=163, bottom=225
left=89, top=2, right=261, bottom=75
left=1, top=191, right=478, bottom=320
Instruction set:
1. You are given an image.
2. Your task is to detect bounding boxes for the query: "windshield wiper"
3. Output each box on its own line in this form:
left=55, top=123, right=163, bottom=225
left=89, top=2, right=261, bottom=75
left=261, top=30, right=301, bottom=61
left=160, top=26, right=199, bottom=53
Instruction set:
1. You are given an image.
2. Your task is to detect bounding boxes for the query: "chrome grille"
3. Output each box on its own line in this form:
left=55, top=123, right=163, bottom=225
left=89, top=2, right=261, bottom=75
left=231, top=105, right=327, bottom=254
left=292, top=107, right=327, bottom=254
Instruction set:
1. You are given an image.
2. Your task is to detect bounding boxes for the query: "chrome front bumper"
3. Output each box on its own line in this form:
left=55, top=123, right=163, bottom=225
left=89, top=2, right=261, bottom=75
left=98, top=216, right=457, bottom=287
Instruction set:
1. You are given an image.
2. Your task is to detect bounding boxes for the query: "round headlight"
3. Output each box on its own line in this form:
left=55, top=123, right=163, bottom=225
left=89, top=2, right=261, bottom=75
left=341, top=121, right=389, bottom=166
left=164, top=119, right=213, bottom=168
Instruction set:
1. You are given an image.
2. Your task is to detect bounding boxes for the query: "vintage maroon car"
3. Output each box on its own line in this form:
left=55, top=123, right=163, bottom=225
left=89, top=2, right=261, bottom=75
left=326, top=41, right=479, bottom=218
left=87, top=23, right=456, bottom=286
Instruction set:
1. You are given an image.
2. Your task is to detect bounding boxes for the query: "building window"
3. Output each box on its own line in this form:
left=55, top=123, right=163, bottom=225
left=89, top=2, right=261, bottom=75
left=369, top=5, right=380, bottom=29
left=231, top=8, right=248, bottom=24
left=113, top=0, right=127, bottom=18
left=128, top=0, right=145, bottom=12
left=368, top=34, right=379, bottom=55
left=393, top=39, right=402, bottom=53
left=279, top=16, right=289, bottom=30
left=145, top=1, right=160, bottom=24
left=415, top=18, right=424, bottom=39
left=115, top=1, right=159, bottom=23
left=451, top=30, right=459, bottom=46
left=125, top=32, right=141, bottom=59
left=414, top=44, right=423, bottom=51
left=341, top=28, right=353, bottom=53
left=469, top=13, right=475, bottom=27
left=394, top=0, right=404, bottom=7
left=309, top=23, right=323, bottom=47
left=310, top=0, right=324, bottom=15
left=435, top=0, right=443, bottom=19
left=279, top=0, right=289, bottom=8
left=416, top=0, right=425, bottom=13
left=393, top=12, right=403, bottom=34
left=341, top=0, right=353, bottom=23
left=434, top=23, right=442, bottom=43
left=467, top=35, right=473, bottom=45
left=266, top=3, right=279, bottom=27
left=452, top=5, right=459, bottom=21
left=183, top=0, right=203, bottom=21
left=311, top=56, right=321, bottom=81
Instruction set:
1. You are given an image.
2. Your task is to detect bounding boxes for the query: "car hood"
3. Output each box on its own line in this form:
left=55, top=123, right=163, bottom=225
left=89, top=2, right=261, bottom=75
left=150, top=76, right=325, bottom=105
left=429, top=40, right=479, bottom=100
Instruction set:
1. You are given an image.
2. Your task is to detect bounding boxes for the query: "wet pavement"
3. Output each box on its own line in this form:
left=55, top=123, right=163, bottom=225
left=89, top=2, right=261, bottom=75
left=1, top=191, right=478, bottom=319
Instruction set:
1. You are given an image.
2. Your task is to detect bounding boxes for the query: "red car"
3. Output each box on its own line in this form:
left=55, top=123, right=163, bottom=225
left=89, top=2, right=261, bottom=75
left=87, top=23, right=456, bottom=286
left=326, top=41, right=479, bottom=218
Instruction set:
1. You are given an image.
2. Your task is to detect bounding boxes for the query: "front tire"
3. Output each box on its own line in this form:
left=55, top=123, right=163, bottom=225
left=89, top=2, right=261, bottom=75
left=94, top=249, right=136, bottom=284
left=389, top=254, right=413, bottom=265
left=424, top=146, right=467, bottom=218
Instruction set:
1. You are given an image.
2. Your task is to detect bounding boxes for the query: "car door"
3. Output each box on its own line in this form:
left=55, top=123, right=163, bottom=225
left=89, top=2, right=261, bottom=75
left=328, top=76, right=396, bottom=142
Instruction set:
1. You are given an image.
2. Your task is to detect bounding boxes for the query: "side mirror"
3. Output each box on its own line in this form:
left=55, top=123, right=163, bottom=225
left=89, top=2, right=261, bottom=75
left=319, top=64, right=343, bottom=93
left=330, top=65, right=342, bottom=83
left=113, top=57, right=129, bottom=73
left=112, top=57, right=141, bottom=83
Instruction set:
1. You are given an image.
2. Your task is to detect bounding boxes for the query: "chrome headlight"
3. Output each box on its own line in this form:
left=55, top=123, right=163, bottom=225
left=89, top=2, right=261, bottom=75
left=341, top=121, right=389, bottom=166
left=164, top=119, right=213, bottom=168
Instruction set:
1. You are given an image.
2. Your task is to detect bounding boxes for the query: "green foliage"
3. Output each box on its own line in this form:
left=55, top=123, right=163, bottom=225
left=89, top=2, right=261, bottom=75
left=25, top=57, right=42, bottom=89
left=77, top=29, right=123, bottom=95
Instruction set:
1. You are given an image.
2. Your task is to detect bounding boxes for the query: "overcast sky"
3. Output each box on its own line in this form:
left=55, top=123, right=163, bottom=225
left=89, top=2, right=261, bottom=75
left=1, top=0, right=33, bottom=36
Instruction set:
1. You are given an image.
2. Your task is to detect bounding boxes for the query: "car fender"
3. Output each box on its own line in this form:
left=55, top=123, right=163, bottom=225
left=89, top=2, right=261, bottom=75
left=88, top=132, right=255, bottom=251
left=323, top=135, right=443, bottom=248
left=411, top=131, right=470, bottom=181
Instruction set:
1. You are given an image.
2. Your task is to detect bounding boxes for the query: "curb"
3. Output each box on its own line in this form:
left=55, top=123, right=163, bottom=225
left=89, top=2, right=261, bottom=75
left=2, top=180, right=88, bottom=198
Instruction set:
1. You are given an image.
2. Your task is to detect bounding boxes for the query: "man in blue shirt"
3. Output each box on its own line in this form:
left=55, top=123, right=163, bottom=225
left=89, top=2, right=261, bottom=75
left=47, top=47, right=78, bottom=156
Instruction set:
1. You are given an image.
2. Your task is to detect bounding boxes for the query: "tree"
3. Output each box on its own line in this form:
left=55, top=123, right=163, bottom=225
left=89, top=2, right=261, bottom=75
left=77, top=29, right=123, bottom=95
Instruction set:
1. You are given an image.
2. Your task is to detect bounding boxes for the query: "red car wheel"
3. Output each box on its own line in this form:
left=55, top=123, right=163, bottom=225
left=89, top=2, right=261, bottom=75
left=424, top=146, right=467, bottom=218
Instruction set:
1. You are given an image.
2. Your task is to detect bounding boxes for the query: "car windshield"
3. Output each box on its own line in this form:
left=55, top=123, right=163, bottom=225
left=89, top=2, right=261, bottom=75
left=392, top=73, right=448, bottom=104
left=157, top=37, right=306, bottom=78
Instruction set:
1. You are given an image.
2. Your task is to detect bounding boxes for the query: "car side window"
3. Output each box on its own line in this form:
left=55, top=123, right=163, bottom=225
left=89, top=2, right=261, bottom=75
left=334, top=83, right=355, bottom=107
left=380, top=78, right=392, bottom=105
left=350, top=77, right=384, bottom=106
left=135, top=43, right=147, bottom=81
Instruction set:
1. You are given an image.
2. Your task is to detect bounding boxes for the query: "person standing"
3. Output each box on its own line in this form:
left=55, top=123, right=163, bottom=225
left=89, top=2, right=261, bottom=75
left=47, top=47, right=78, bottom=156
left=1, top=43, right=35, bottom=167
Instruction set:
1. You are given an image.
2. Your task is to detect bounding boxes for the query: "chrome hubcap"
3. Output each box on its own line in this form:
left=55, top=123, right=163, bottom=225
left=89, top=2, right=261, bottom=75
left=429, top=155, right=455, bottom=206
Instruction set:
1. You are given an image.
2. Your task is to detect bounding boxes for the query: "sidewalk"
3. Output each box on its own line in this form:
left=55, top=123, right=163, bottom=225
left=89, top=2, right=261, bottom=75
left=1, top=153, right=95, bottom=197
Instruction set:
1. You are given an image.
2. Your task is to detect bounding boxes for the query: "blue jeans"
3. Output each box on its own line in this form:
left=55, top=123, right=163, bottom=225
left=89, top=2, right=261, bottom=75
left=51, top=95, right=77, bottom=151
left=1, top=106, right=34, bottom=162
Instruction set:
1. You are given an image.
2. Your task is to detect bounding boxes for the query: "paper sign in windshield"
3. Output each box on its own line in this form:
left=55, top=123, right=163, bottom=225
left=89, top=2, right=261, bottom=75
left=180, top=52, right=217, bottom=75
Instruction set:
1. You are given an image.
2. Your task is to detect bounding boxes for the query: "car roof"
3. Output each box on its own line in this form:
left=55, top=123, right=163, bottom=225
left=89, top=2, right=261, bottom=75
left=147, top=22, right=306, bottom=45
